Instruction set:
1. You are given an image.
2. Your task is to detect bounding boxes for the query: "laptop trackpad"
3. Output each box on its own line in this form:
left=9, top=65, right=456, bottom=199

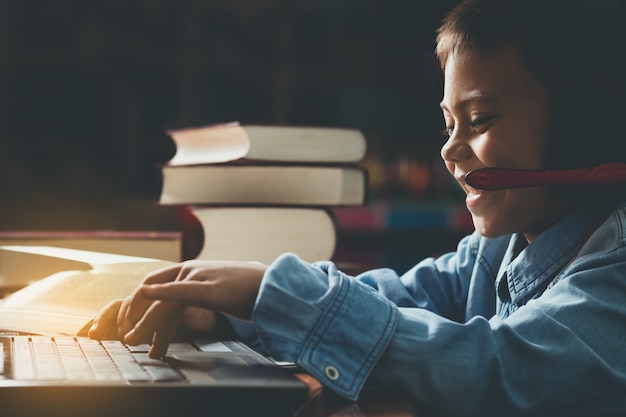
left=169, top=352, right=294, bottom=385
left=169, top=352, right=255, bottom=368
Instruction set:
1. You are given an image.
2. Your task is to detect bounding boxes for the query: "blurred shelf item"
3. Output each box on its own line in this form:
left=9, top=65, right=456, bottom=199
left=332, top=201, right=473, bottom=233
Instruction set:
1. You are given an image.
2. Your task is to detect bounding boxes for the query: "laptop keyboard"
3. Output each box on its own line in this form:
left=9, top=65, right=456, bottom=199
left=10, top=336, right=186, bottom=382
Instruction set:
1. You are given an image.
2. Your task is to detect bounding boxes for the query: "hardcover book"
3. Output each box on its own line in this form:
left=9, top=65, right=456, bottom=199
left=166, top=123, right=367, bottom=165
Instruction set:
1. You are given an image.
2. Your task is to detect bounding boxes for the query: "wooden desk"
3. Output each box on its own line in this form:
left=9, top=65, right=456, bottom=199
left=293, top=374, right=420, bottom=417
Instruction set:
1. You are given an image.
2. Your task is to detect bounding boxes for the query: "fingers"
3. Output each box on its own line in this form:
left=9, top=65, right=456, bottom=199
left=89, top=263, right=201, bottom=357
left=137, top=264, right=263, bottom=320
left=88, top=299, right=124, bottom=340
left=116, top=260, right=264, bottom=357
left=149, top=316, right=180, bottom=359
left=122, top=281, right=216, bottom=354
left=122, top=281, right=205, bottom=346
left=117, top=264, right=183, bottom=337
left=123, top=299, right=184, bottom=347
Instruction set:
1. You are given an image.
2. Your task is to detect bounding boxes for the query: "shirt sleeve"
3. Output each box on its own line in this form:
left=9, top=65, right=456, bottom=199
left=365, top=260, right=626, bottom=416
left=252, top=226, right=626, bottom=416
left=252, top=233, right=480, bottom=401
left=252, top=252, right=399, bottom=400
left=227, top=234, right=473, bottom=354
left=356, top=232, right=481, bottom=321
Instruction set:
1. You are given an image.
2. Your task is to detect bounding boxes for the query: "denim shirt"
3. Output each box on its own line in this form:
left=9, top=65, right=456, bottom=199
left=244, top=203, right=626, bottom=417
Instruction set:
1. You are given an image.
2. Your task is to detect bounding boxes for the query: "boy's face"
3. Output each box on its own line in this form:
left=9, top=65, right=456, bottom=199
left=440, top=48, right=572, bottom=242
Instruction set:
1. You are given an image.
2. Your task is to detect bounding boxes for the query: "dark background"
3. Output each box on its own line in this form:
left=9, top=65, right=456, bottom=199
left=0, top=1, right=461, bottom=225
left=0, top=0, right=464, bottom=269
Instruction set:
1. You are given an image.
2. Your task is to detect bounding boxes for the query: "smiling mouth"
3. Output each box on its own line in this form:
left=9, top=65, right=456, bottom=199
left=458, top=176, right=491, bottom=209
left=457, top=175, right=478, bottom=195
left=465, top=187, right=484, bottom=200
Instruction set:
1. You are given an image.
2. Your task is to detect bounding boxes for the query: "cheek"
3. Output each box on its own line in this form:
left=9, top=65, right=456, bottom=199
left=477, top=126, right=548, bottom=170
left=508, top=103, right=552, bottom=168
left=464, top=134, right=506, bottom=167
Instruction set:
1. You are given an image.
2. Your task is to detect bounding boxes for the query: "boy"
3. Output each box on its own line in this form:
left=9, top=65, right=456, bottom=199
left=90, top=1, right=626, bottom=415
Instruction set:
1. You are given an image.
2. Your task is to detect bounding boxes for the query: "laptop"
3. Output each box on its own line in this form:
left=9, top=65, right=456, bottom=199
left=0, top=334, right=309, bottom=417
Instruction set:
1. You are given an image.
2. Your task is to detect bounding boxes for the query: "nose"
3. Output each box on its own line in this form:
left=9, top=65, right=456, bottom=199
left=440, top=132, right=472, bottom=163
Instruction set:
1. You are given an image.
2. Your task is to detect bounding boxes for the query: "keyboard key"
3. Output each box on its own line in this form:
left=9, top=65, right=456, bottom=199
left=9, top=336, right=186, bottom=383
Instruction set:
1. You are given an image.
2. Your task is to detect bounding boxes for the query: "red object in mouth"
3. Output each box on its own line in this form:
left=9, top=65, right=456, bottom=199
left=465, top=162, right=626, bottom=190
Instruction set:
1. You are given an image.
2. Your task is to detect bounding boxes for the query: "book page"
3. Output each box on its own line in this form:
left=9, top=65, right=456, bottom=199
left=0, top=260, right=173, bottom=335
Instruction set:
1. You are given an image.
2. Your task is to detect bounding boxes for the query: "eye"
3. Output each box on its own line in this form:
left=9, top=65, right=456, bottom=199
left=469, top=116, right=493, bottom=130
left=442, top=125, right=454, bottom=138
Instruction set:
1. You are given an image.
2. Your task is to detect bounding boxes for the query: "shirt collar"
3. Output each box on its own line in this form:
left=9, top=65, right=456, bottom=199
left=499, top=208, right=598, bottom=306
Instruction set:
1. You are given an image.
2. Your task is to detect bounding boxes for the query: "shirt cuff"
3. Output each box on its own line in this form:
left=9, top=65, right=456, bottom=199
left=253, top=253, right=398, bottom=400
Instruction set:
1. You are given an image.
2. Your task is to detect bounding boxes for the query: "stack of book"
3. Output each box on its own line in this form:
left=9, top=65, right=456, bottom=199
left=159, top=122, right=368, bottom=263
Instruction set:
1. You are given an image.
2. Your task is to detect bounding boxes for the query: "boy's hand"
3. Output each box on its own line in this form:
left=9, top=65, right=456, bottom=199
left=89, top=260, right=266, bottom=359
left=88, top=298, right=125, bottom=340
left=88, top=298, right=220, bottom=342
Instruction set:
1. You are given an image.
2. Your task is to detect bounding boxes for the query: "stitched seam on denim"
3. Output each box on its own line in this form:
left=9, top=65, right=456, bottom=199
left=509, top=242, right=581, bottom=297
left=299, top=275, right=397, bottom=395
left=616, top=210, right=625, bottom=246
left=300, top=273, right=346, bottom=350
left=298, top=272, right=349, bottom=384
left=350, top=292, right=398, bottom=389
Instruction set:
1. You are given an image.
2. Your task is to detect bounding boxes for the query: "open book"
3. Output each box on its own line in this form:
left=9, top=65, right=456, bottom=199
left=0, top=230, right=182, bottom=262
left=0, top=246, right=174, bottom=336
